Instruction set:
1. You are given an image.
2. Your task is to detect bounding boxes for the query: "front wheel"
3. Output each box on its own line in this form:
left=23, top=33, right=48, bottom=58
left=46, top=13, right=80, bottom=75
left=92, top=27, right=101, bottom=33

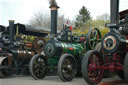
left=0, top=57, right=14, bottom=78
left=58, top=54, right=77, bottom=82
left=82, top=50, right=104, bottom=85
left=29, top=54, right=47, bottom=80
left=124, top=52, right=128, bottom=83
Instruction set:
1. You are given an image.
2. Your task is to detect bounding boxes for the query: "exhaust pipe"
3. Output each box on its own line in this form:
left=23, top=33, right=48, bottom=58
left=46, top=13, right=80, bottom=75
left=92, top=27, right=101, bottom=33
left=49, top=0, right=59, bottom=35
left=9, top=20, right=14, bottom=45
left=110, top=0, right=119, bottom=24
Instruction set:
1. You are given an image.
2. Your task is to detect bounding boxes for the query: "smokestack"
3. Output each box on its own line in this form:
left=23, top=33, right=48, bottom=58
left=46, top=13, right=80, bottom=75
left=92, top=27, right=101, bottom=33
left=110, top=0, right=119, bottom=24
left=9, top=20, right=14, bottom=45
left=49, top=0, right=59, bottom=35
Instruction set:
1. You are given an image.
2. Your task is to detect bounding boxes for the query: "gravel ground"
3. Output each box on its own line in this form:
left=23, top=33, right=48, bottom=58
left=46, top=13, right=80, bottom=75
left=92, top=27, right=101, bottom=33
left=0, top=75, right=127, bottom=85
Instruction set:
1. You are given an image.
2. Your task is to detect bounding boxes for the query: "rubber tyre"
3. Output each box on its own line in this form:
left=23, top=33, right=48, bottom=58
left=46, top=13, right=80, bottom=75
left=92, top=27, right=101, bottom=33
left=58, top=54, right=77, bottom=82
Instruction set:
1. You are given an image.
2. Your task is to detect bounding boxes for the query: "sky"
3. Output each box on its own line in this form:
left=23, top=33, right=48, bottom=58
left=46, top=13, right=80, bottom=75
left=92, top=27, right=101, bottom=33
left=0, top=0, right=127, bottom=26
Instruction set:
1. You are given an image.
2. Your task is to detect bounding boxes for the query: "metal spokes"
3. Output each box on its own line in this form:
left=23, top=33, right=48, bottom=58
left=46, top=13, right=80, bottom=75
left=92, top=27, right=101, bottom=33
left=87, top=28, right=102, bottom=49
left=58, top=54, right=77, bottom=81
left=33, top=58, right=46, bottom=78
left=29, top=54, right=47, bottom=80
left=62, top=58, right=73, bottom=78
left=88, top=53, right=104, bottom=83
left=0, top=57, right=14, bottom=78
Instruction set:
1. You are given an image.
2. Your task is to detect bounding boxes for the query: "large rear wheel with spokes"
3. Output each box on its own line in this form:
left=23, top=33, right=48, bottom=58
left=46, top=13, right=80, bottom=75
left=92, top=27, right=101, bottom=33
left=82, top=50, right=104, bottom=84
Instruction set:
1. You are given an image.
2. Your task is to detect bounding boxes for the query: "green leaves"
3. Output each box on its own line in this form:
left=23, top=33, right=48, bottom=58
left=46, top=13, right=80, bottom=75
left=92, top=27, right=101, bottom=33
left=75, top=6, right=92, bottom=28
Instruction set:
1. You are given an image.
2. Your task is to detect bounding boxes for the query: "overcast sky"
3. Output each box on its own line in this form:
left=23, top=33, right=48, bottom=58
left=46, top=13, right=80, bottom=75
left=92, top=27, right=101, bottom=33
left=0, top=0, right=127, bottom=26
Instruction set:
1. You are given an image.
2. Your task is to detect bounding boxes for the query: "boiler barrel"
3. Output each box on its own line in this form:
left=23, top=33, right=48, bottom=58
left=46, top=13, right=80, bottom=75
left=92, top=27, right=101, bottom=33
left=44, top=40, right=84, bottom=57
left=16, top=50, right=34, bottom=60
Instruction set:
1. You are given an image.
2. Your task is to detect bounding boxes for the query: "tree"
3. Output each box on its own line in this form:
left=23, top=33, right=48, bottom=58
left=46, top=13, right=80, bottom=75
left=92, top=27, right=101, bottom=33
left=96, top=13, right=110, bottom=21
left=28, top=10, right=69, bottom=30
left=75, top=6, right=92, bottom=28
left=28, top=10, right=50, bottom=29
left=57, top=14, right=67, bottom=30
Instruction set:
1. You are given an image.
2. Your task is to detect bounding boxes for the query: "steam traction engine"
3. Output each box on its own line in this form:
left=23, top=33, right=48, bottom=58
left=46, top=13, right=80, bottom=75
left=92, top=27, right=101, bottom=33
left=0, top=20, right=47, bottom=78
left=81, top=0, right=128, bottom=84
left=29, top=26, right=101, bottom=82
left=29, top=2, right=102, bottom=82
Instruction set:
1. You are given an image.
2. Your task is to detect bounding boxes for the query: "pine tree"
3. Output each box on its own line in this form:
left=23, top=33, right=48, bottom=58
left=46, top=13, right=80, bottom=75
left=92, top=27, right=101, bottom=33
left=75, top=6, right=91, bottom=28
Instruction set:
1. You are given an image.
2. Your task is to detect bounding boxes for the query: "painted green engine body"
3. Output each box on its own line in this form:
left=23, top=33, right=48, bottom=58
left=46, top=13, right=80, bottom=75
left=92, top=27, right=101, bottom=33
left=43, top=27, right=102, bottom=72
left=45, top=40, right=91, bottom=71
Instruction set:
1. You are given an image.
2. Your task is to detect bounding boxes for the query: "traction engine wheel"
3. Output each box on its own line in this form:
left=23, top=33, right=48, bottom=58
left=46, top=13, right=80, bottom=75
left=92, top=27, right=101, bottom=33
left=82, top=50, right=104, bottom=84
left=94, top=42, right=102, bottom=52
left=58, top=54, right=77, bottom=82
left=29, top=54, right=47, bottom=80
left=116, top=70, right=124, bottom=80
left=0, top=57, right=14, bottom=78
left=86, top=28, right=102, bottom=50
left=124, top=52, right=128, bottom=83
left=95, top=42, right=113, bottom=78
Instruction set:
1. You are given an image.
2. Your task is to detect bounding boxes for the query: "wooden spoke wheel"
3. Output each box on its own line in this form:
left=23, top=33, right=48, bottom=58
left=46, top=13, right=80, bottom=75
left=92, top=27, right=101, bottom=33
left=29, top=54, right=47, bottom=80
left=58, top=54, right=77, bottom=82
left=86, top=28, right=102, bottom=50
left=82, top=50, right=104, bottom=84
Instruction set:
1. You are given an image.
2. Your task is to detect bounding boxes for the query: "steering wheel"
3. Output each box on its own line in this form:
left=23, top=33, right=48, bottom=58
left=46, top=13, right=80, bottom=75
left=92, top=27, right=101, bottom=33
left=86, top=28, right=102, bottom=49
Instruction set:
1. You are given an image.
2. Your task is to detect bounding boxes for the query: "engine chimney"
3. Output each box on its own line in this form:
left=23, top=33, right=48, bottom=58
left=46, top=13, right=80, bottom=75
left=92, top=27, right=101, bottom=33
left=49, top=0, right=59, bottom=35
left=9, top=20, right=14, bottom=45
left=110, top=0, right=119, bottom=24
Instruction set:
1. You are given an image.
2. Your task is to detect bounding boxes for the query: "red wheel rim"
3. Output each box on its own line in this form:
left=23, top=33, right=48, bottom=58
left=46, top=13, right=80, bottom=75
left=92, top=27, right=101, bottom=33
left=87, top=53, right=104, bottom=83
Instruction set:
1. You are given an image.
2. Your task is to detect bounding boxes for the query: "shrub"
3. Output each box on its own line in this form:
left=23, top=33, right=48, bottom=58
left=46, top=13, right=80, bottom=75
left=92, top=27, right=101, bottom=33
left=73, top=27, right=109, bottom=38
